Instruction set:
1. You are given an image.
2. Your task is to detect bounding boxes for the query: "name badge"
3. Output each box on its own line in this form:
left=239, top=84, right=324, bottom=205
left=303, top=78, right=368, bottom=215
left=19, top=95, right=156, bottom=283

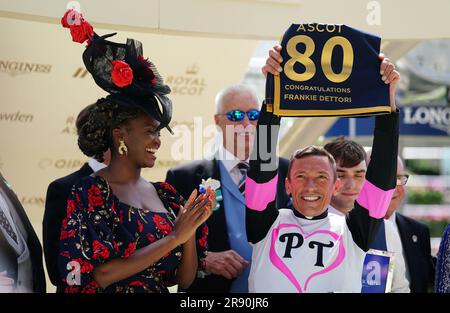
left=361, top=249, right=395, bottom=293
left=266, top=23, right=390, bottom=117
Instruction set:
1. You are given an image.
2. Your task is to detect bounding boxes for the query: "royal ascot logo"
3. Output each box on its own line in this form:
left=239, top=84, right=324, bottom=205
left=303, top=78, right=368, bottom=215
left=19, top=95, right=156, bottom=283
left=61, top=115, right=77, bottom=135
left=165, top=64, right=207, bottom=96
left=39, top=158, right=87, bottom=170
left=0, top=60, right=52, bottom=77
left=186, top=64, right=199, bottom=75
left=0, top=111, right=34, bottom=123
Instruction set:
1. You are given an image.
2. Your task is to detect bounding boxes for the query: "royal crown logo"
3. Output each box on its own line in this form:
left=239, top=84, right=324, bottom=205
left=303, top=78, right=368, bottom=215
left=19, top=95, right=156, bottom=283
left=186, top=64, right=199, bottom=75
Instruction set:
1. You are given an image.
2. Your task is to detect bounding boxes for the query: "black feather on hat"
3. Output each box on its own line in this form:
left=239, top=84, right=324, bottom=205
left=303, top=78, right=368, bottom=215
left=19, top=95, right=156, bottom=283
left=62, top=9, right=173, bottom=134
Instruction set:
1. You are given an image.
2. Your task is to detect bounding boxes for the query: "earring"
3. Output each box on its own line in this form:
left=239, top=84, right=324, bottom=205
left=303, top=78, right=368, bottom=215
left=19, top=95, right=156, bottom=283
left=118, top=139, right=128, bottom=156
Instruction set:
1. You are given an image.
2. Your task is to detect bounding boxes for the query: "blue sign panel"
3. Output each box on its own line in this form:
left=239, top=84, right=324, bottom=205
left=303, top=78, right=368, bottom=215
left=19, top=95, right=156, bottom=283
left=325, top=105, right=450, bottom=137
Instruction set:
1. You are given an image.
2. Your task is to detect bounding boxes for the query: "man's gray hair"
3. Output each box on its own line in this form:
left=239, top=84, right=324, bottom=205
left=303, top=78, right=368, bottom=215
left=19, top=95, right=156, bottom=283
left=215, top=85, right=260, bottom=114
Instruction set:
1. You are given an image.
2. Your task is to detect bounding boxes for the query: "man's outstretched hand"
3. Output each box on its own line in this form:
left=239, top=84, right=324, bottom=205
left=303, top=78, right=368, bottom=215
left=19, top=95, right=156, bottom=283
left=378, top=53, right=400, bottom=112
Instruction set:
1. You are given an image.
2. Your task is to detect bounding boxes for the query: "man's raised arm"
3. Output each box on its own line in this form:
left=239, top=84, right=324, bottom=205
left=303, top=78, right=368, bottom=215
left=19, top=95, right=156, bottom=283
left=347, top=56, right=400, bottom=251
left=245, top=102, right=282, bottom=244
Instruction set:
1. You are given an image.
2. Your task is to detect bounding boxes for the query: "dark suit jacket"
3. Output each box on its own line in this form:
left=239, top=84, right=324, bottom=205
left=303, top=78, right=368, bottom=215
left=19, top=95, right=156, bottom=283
left=396, top=212, right=435, bottom=293
left=43, top=162, right=93, bottom=293
left=0, top=172, right=46, bottom=293
left=166, top=157, right=290, bottom=293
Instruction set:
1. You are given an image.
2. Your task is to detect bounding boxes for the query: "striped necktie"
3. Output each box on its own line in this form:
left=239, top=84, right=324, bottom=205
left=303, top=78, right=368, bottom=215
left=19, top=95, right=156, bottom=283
left=0, top=210, right=17, bottom=244
left=236, top=162, right=249, bottom=196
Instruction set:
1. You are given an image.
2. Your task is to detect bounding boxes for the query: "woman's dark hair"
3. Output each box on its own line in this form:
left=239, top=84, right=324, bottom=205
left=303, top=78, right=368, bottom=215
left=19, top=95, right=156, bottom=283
left=77, top=98, right=147, bottom=162
left=75, top=103, right=96, bottom=136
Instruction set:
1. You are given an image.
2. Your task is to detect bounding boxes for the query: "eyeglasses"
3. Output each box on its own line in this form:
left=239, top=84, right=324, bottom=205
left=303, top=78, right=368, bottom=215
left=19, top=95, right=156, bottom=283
left=218, top=109, right=260, bottom=122
left=396, top=174, right=409, bottom=186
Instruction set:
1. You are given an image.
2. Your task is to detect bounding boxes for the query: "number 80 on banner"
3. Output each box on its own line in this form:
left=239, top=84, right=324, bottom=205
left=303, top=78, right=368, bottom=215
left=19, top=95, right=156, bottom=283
left=284, top=35, right=354, bottom=83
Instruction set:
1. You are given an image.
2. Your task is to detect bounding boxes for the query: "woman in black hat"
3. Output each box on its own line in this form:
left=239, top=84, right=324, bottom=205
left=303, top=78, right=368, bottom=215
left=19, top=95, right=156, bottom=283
left=58, top=9, right=214, bottom=293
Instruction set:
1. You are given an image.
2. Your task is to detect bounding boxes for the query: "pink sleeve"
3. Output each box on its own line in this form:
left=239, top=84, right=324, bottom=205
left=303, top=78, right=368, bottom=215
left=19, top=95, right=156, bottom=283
left=356, top=180, right=395, bottom=218
left=245, top=174, right=278, bottom=211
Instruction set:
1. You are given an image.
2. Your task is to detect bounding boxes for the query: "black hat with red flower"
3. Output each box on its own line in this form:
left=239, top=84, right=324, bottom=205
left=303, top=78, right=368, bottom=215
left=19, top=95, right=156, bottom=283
left=62, top=9, right=173, bottom=133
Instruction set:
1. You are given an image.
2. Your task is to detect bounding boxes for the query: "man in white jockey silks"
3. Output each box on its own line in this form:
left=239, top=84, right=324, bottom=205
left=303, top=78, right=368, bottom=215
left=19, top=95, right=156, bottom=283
left=244, top=47, right=400, bottom=292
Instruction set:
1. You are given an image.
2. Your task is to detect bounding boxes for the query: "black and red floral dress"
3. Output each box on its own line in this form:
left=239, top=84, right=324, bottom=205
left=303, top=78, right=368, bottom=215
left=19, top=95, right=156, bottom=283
left=58, top=176, right=208, bottom=293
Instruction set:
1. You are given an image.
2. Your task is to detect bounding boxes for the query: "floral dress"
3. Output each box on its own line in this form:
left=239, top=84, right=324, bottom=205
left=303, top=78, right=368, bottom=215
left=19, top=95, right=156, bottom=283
left=436, top=224, right=450, bottom=293
left=58, top=176, right=208, bottom=293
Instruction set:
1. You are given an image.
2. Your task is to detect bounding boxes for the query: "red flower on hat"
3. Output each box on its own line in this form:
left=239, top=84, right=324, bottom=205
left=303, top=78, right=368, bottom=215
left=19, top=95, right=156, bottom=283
left=111, top=60, right=134, bottom=87
left=61, top=9, right=94, bottom=44
left=61, top=9, right=82, bottom=28
left=70, top=21, right=94, bottom=44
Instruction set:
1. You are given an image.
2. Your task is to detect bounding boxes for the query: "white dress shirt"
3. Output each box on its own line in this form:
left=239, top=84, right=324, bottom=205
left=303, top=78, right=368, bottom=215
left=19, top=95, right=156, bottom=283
left=88, top=158, right=107, bottom=172
left=388, top=212, right=412, bottom=285
left=215, top=146, right=248, bottom=185
left=384, top=219, right=410, bottom=292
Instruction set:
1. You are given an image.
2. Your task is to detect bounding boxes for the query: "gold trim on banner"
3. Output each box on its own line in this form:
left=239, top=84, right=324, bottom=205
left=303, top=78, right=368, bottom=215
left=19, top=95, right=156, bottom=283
left=270, top=74, right=390, bottom=116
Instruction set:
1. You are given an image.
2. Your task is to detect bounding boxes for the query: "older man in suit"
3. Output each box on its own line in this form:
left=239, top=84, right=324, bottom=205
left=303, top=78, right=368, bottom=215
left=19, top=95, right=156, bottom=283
left=385, top=156, right=435, bottom=293
left=0, top=172, right=46, bottom=293
left=166, top=85, right=290, bottom=293
left=43, top=104, right=110, bottom=292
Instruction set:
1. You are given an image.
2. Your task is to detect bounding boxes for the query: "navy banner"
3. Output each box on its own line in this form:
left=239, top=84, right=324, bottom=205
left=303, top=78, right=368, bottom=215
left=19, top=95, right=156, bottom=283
left=266, top=23, right=390, bottom=117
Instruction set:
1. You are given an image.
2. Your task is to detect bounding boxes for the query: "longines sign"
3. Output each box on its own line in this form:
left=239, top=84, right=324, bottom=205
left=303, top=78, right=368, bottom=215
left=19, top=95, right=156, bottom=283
left=0, top=60, right=52, bottom=77
left=403, top=105, right=450, bottom=135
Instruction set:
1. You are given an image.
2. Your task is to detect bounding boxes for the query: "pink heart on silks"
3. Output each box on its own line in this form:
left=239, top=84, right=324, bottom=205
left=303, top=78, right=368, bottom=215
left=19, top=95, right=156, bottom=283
left=269, top=223, right=346, bottom=293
